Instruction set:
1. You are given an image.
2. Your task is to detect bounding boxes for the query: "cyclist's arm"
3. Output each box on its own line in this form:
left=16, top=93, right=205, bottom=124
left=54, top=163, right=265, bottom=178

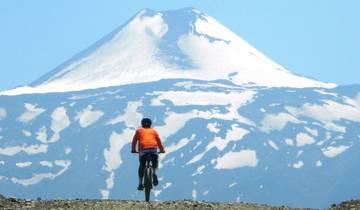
left=131, top=130, right=139, bottom=153
left=155, top=132, right=165, bottom=153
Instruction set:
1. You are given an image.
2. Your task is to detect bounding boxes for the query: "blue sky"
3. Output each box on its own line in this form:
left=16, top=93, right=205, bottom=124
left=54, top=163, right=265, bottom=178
left=1, top=0, right=359, bottom=91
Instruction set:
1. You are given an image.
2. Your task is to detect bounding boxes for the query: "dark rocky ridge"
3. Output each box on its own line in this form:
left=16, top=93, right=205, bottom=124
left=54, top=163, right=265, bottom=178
left=1, top=195, right=359, bottom=210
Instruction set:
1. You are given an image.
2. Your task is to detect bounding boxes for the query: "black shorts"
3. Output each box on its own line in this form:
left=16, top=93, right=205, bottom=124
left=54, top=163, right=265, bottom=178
left=139, top=149, right=159, bottom=169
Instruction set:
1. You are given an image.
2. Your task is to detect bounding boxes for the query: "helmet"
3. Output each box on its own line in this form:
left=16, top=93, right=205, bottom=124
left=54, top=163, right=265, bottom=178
left=141, top=118, right=152, bottom=128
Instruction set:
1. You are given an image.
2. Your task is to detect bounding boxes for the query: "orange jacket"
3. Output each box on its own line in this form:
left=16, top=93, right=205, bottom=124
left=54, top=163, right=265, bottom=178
left=132, top=128, right=164, bottom=152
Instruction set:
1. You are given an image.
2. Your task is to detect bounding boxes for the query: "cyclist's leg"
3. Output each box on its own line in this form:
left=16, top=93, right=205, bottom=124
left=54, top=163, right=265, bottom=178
left=151, top=153, right=159, bottom=186
left=138, top=154, right=146, bottom=189
left=150, top=153, right=158, bottom=170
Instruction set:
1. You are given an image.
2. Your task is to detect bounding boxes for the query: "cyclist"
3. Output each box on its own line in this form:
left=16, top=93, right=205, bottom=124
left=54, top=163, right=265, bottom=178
left=131, top=118, right=165, bottom=191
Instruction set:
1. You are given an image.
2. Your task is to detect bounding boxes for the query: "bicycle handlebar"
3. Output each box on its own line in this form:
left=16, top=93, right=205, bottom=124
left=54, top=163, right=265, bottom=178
left=131, top=151, right=165, bottom=154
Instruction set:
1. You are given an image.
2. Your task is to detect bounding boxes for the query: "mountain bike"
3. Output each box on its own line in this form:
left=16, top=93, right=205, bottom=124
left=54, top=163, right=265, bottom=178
left=134, top=150, right=164, bottom=202
left=143, top=153, right=154, bottom=202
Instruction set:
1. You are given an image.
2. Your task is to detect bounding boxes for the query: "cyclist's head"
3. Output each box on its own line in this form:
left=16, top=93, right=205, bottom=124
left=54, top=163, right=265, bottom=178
left=141, top=118, right=152, bottom=128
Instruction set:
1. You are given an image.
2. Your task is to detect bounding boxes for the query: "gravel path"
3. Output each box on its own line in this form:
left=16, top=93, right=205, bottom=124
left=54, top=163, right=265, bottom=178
left=1, top=195, right=359, bottom=210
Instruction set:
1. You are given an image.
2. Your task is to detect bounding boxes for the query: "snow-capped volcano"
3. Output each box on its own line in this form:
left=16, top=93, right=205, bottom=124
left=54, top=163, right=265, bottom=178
left=2, top=8, right=334, bottom=95
left=1, top=8, right=360, bottom=209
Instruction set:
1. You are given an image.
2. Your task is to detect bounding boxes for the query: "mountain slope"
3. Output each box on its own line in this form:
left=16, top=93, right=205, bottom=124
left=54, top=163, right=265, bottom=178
left=2, top=8, right=334, bottom=95
left=0, top=79, right=359, bottom=209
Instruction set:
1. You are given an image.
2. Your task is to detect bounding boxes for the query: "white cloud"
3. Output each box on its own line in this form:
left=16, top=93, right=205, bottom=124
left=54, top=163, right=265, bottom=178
left=214, top=150, right=258, bottom=169
left=75, top=105, right=104, bottom=128
left=18, top=103, right=45, bottom=123
left=321, top=145, right=350, bottom=158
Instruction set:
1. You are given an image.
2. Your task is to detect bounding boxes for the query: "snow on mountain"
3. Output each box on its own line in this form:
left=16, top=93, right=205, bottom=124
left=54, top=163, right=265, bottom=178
left=2, top=8, right=335, bottom=95
left=0, top=79, right=359, bottom=208
left=0, top=8, right=359, bottom=209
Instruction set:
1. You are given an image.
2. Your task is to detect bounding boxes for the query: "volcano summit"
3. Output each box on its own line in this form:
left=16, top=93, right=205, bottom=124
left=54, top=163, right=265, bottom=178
left=3, top=8, right=334, bottom=95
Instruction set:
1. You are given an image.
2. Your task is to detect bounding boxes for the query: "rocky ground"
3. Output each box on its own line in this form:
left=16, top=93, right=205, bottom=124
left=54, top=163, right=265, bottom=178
left=1, top=194, right=359, bottom=210
left=327, top=200, right=360, bottom=210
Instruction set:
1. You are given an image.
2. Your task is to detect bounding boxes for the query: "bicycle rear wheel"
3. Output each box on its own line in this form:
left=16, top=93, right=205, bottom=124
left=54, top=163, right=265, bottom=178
left=144, top=167, right=153, bottom=202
